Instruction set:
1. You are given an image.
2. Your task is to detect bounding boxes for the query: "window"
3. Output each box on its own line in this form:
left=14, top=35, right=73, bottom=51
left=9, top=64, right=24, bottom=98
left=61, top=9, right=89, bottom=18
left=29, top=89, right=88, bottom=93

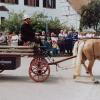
left=43, top=0, right=56, bottom=9
left=0, top=0, right=18, bottom=4
left=24, top=0, right=39, bottom=7
left=1, top=17, right=5, bottom=24
left=0, top=17, right=5, bottom=26
left=0, top=0, right=5, bottom=2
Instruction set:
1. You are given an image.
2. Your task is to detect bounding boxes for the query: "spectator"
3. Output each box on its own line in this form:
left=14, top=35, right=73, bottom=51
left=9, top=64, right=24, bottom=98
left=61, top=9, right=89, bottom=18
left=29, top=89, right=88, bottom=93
left=51, top=32, right=58, bottom=43
left=0, top=32, right=6, bottom=45
left=41, top=31, right=46, bottom=45
left=58, top=30, right=65, bottom=55
left=52, top=40, right=59, bottom=56
left=10, top=32, right=19, bottom=46
left=65, top=31, right=73, bottom=55
left=18, top=32, right=23, bottom=45
left=72, top=31, right=78, bottom=44
left=43, top=38, right=52, bottom=56
left=58, top=30, right=64, bottom=37
left=7, top=32, right=12, bottom=46
left=35, top=32, right=43, bottom=46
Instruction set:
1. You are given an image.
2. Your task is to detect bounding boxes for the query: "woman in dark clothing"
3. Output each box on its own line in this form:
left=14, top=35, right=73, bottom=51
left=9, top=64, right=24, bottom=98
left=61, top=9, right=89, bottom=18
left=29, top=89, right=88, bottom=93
left=65, top=31, right=73, bottom=55
left=21, top=14, right=35, bottom=45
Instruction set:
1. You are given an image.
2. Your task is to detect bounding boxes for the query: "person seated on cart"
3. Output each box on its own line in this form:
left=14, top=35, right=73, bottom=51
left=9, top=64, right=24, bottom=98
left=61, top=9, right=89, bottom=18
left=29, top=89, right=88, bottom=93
left=21, top=14, right=35, bottom=46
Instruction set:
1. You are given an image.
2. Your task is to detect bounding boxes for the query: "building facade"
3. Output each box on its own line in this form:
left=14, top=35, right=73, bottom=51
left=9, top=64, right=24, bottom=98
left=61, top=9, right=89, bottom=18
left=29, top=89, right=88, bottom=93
left=0, top=0, right=81, bottom=30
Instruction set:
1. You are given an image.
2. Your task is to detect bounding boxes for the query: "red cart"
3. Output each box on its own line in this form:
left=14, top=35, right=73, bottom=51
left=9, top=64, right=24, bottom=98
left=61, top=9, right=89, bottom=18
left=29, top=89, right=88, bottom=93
left=0, top=46, right=76, bottom=82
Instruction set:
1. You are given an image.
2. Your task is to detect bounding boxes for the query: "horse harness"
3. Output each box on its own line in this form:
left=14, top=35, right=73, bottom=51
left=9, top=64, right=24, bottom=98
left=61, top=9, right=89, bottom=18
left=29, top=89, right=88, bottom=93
left=76, top=39, right=95, bottom=59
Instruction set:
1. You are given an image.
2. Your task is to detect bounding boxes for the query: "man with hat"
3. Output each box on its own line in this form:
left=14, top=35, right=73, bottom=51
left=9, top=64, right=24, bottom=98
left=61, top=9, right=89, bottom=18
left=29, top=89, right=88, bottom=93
left=21, top=14, right=35, bottom=46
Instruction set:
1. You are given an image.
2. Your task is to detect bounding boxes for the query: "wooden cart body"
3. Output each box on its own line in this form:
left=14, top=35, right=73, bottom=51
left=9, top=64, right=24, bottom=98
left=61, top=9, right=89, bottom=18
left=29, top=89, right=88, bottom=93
left=0, top=46, right=33, bottom=69
left=0, top=45, right=76, bottom=82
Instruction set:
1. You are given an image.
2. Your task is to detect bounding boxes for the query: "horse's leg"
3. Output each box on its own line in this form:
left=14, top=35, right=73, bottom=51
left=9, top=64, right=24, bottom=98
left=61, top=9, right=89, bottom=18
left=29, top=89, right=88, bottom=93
left=75, top=59, right=89, bottom=77
left=82, top=60, right=89, bottom=74
left=73, top=42, right=85, bottom=79
left=73, top=56, right=82, bottom=79
left=87, top=60, right=95, bottom=81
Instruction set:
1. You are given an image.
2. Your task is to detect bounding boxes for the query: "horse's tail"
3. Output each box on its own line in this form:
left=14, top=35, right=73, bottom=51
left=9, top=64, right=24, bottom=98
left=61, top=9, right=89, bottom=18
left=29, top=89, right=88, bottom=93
left=73, top=40, right=85, bottom=78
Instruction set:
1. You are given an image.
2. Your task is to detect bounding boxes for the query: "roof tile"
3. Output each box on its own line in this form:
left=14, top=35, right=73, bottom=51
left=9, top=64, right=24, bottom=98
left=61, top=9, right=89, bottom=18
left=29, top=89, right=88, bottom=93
left=0, top=6, right=9, bottom=11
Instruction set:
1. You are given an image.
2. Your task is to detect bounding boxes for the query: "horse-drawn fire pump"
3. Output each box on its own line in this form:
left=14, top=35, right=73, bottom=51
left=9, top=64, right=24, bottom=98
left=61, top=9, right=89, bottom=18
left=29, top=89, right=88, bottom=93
left=0, top=45, right=76, bottom=82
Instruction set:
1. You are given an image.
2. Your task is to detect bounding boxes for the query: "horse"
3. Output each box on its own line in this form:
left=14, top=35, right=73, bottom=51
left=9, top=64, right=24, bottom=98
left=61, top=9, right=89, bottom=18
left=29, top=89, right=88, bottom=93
left=73, top=39, right=100, bottom=82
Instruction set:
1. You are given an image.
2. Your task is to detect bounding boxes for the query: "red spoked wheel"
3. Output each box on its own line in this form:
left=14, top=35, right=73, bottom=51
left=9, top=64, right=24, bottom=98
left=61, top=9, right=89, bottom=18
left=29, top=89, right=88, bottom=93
left=29, top=57, right=50, bottom=82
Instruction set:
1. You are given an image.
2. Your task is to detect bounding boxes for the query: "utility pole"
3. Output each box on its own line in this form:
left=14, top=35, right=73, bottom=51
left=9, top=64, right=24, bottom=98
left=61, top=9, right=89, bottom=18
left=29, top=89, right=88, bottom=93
left=45, top=20, right=48, bottom=34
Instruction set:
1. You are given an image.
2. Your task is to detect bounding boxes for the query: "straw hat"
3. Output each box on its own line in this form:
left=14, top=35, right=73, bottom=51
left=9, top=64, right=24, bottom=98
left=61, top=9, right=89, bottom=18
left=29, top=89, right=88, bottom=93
left=23, top=14, right=30, bottom=20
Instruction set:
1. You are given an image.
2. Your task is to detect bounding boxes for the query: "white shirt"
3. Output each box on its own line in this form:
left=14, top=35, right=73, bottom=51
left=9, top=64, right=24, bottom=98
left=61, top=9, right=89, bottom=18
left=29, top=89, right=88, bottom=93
left=11, top=35, right=19, bottom=46
left=51, top=37, right=58, bottom=42
left=0, top=35, right=5, bottom=44
left=58, top=33, right=64, bottom=37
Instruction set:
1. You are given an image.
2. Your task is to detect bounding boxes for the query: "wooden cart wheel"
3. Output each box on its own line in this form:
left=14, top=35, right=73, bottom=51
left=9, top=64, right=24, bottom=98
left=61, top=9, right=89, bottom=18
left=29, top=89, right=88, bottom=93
left=29, top=57, right=50, bottom=82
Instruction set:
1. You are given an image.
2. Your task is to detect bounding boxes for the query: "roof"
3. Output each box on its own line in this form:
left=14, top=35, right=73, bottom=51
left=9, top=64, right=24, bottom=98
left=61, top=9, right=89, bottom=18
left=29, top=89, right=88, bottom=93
left=68, top=0, right=89, bottom=13
left=0, top=6, right=9, bottom=11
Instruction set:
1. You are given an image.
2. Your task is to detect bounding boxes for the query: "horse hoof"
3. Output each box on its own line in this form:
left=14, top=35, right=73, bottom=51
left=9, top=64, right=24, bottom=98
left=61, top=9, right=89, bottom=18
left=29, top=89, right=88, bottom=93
left=94, top=81, right=99, bottom=84
left=73, top=75, right=80, bottom=79
left=91, top=77, right=95, bottom=81
left=73, top=75, right=76, bottom=79
left=86, top=71, right=89, bottom=74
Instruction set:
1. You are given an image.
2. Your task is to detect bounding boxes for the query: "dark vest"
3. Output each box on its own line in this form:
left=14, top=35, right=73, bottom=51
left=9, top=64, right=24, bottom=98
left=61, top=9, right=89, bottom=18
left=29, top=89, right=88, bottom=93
left=21, top=23, right=35, bottom=42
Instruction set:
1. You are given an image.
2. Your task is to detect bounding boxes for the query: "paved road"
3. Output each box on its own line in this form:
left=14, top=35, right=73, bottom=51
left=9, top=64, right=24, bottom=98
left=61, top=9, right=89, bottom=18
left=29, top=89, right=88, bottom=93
left=0, top=57, right=100, bottom=100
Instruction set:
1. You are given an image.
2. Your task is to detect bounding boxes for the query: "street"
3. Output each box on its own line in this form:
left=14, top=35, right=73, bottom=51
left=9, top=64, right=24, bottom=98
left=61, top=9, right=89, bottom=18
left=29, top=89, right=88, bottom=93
left=0, top=57, right=100, bottom=100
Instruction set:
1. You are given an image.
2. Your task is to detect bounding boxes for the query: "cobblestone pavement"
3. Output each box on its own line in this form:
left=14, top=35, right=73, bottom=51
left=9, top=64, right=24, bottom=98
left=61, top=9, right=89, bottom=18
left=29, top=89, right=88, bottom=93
left=0, top=57, right=100, bottom=100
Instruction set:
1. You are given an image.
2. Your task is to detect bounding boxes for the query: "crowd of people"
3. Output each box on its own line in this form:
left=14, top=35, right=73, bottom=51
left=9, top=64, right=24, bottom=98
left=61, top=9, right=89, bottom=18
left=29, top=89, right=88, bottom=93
left=0, top=14, right=97, bottom=57
left=0, top=30, right=78, bottom=57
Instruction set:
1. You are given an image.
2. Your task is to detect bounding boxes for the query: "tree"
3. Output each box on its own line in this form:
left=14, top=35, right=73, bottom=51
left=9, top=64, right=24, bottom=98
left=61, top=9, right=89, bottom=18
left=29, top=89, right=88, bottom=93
left=31, top=13, right=63, bottom=33
left=80, top=0, right=100, bottom=32
left=48, top=17, right=62, bottom=34
left=3, top=12, right=23, bottom=34
left=1, top=12, right=68, bottom=34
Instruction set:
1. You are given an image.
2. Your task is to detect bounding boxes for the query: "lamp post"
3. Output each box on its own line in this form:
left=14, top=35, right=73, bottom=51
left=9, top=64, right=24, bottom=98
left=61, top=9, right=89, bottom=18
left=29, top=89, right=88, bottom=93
left=45, top=16, right=52, bottom=34
left=45, top=20, right=48, bottom=33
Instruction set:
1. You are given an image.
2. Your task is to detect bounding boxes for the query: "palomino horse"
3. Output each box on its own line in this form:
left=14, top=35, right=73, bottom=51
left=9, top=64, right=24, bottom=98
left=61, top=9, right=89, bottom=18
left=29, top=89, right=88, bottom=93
left=73, top=39, right=100, bottom=81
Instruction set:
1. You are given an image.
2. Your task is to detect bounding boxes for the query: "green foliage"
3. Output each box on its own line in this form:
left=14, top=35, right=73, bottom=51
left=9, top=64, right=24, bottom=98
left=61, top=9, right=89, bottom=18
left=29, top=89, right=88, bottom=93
left=31, top=13, right=63, bottom=33
left=80, top=0, right=100, bottom=31
left=3, top=12, right=23, bottom=34
left=48, top=17, right=61, bottom=29
left=1, top=12, right=68, bottom=34
left=31, top=13, right=47, bottom=32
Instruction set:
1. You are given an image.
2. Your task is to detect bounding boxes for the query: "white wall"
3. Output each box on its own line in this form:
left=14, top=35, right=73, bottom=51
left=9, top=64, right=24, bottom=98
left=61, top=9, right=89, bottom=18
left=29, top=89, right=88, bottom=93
left=55, top=0, right=80, bottom=30
left=0, top=11, right=9, bottom=24
left=0, top=11, right=9, bottom=18
left=0, top=0, right=80, bottom=30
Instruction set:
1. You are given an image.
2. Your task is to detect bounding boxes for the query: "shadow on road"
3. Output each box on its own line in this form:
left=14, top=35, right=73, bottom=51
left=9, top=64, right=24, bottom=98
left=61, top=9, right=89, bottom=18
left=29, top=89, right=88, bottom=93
left=74, top=75, right=100, bottom=85
left=0, top=74, right=32, bottom=83
left=44, top=75, right=67, bottom=84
